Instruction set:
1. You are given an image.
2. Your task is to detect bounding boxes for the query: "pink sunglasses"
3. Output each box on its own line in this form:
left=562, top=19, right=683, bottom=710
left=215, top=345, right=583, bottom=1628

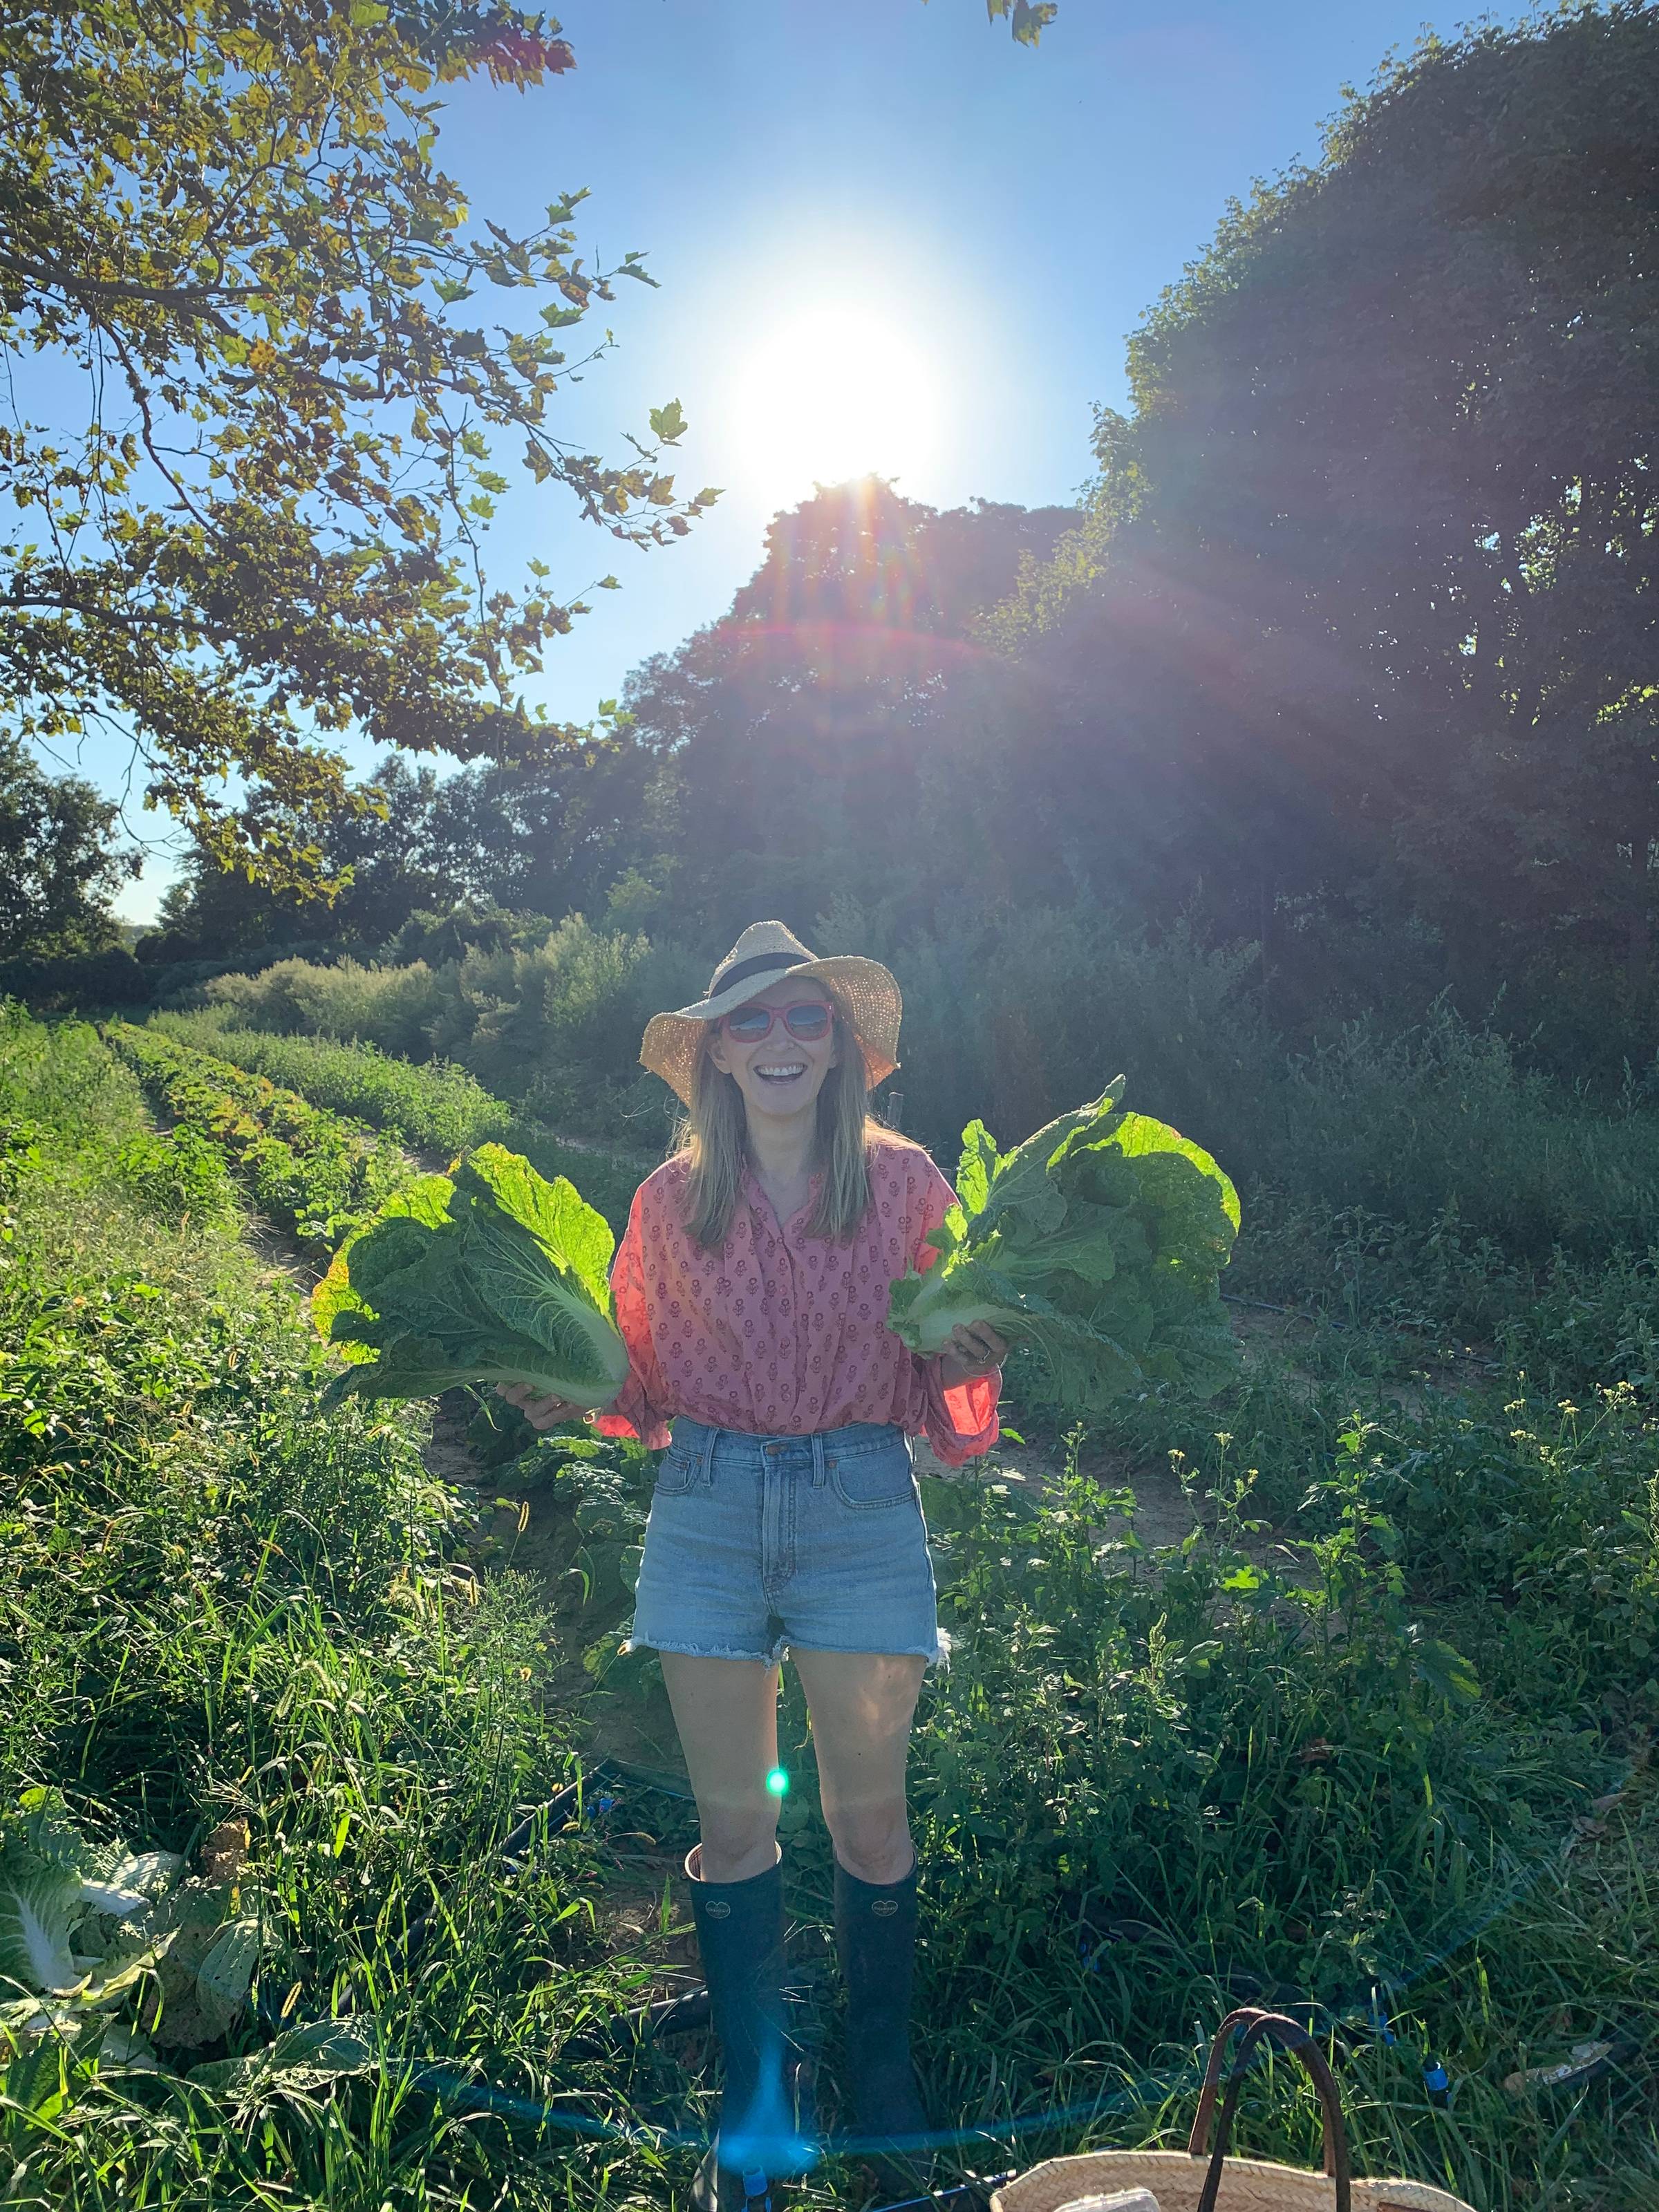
left=718, top=1001, right=834, bottom=1044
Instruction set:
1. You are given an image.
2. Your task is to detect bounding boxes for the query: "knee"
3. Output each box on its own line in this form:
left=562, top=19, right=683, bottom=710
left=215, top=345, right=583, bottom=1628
left=693, top=1803, right=779, bottom=1884
left=825, top=1799, right=913, bottom=1886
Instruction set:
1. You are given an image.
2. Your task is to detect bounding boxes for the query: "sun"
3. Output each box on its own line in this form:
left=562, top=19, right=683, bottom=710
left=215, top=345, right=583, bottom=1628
left=731, top=301, right=942, bottom=498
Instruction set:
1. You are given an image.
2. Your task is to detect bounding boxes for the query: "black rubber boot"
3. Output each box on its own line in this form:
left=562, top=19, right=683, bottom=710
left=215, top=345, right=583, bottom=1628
left=834, top=1853, right=930, bottom=2157
left=686, top=1847, right=810, bottom=2212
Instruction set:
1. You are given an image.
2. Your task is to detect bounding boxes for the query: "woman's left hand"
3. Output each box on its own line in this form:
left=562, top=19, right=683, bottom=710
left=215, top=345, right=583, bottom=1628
left=937, top=1319, right=1008, bottom=1386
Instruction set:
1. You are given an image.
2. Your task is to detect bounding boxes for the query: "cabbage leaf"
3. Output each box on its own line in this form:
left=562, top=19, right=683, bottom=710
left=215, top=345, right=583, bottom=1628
left=886, top=1080, right=1241, bottom=1410
left=315, top=1143, right=630, bottom=1412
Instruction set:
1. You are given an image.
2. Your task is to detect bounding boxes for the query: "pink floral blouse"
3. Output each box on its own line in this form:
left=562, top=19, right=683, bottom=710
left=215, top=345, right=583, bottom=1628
left=594, top=1138, right=1000, bottom=1466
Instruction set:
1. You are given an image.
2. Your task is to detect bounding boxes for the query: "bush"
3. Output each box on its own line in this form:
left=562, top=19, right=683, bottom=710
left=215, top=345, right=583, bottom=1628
left=113, top=1125, right=238, bottom=1228
left=1250, top=1002, right=1659, bottom=1262
left=204, top=956, right=445, bottom=1058
left=0, top=946, right=153, bottom=1011
left=812, top=894, right=1275, bottom=1161
left=429, top=913, right=703, bottom=1137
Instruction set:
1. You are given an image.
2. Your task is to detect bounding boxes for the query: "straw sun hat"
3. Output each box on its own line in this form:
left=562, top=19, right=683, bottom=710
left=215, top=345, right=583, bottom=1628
left=639, top=919, right=902, bottom=1107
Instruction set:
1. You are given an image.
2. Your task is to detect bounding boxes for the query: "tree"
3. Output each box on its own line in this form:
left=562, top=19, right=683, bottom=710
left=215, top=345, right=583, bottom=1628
left=1, top=0, right=717, bottom=891
left=992, top=4, right=1659, bottom=1000
left=624, top=479, right=1076, bottom=939
left=0, top=733, right=137, bottom=957
left=145, top=753, right=452, bottom=960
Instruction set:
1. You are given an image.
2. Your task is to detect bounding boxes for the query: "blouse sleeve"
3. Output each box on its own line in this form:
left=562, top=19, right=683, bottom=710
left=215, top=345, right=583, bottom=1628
left=910, top=1156, right=1001, bottom=1468
left=593, top=1183, right=675, bottom=1451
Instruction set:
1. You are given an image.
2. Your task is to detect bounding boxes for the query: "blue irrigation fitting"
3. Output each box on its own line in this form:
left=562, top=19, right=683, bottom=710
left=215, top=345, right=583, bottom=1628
left=1423, top=2058, right=1451, bottom=2106
left=1362, top=1993, right=1397, bottom=2047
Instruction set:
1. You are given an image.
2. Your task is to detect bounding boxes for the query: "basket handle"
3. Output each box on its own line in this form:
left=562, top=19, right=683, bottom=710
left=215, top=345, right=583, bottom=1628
left=1188, top=2007, right=1353, bottom=2212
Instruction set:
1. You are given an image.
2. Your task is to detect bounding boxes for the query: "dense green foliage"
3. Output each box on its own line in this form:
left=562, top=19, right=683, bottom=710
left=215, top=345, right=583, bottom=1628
left=3, top=6, right=1658, bottom=2203
left=0, top=733, right=135, bottom=959
left=147, top=1007, right=653, bottom=1233
left=315, top=1144, right=629, bottom=1411
left=6, top=1006, right=1655, bottom=2205
left=123, top=6, right=1659, bottom=1097
left=0, top=1006, right=650, bottom=2204
left=153, top=920, right=1659, bottom=1391
left=889, top=1085, right=1240, bottom=1407
left=1, top=0, right=718, bottom=884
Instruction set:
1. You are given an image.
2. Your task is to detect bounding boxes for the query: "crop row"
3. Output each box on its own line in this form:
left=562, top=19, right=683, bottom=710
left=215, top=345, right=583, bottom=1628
left=151, top=1012, right=509, bottom=1156
left=139, top=1015, right=651, bottom=1235
left=106, top=1023, right=412, bottom=1248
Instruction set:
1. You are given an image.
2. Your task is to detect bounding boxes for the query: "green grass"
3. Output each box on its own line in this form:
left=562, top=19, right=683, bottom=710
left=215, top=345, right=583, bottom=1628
left=3, top=1002, right=1658, bottom=2206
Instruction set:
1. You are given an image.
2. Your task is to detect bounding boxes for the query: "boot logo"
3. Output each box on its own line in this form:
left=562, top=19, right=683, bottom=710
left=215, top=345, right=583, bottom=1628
left=872, top=1898, right=899, bottom=1918
left=705, top=1900, right=732, bottom=1919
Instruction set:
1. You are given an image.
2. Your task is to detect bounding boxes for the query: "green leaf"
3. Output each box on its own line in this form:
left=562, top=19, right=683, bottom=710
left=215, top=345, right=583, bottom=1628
left=0, top=1858, right=79, bottom=1994
left=320, top=1147, right=628, bottom=1412
left=194, top=1919, right=259, bottom=2039
left=648, top=399, right=686, bottom=444
left=1409, top=1629, right=1482, bottom=1705
left=1011, top=0, right=1058, bottom=45
left=887, top=1081, right=1239, bottom=1409
left=955, top=1120, right=999, bottom=1217
left=189, top=2016, right=376, bottom=2090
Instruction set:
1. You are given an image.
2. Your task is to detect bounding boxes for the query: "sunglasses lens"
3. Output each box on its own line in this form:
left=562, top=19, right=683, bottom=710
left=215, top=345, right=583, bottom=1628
left=785, top=1006, right=832, bottom=1040
left=725, top=1009, right=772, bottom=1040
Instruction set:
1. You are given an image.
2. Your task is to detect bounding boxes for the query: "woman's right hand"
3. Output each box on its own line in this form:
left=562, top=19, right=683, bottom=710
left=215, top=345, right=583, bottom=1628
left=498, top=1381, right=588, bottom=1432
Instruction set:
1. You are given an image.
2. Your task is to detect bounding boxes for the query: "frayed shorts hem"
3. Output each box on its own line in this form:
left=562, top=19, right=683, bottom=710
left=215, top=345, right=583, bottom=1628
left=624, top=1629, right=950, bottom=1669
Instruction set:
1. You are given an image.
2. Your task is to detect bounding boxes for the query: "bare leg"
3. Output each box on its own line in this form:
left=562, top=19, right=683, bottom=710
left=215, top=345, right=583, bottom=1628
left=659, top=1652, right=782, bottom=1882
left=791, top=1649, right=926, bottom=1884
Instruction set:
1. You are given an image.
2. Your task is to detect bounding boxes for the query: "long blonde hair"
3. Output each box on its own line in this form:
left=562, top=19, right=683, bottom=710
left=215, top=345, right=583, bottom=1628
left=675, top=991, right=901, bottom=1248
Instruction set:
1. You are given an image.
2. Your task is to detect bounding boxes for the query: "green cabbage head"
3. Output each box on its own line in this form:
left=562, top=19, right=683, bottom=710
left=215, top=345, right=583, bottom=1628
left=314, top=1144, right=630, bottom=1412
left=886, top=1079, right=1241, bottom=1410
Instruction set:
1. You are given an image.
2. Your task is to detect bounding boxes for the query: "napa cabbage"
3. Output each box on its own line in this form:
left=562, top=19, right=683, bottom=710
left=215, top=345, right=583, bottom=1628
left=314, top=1143, right=629, bottom=1412
left=886, top=1079, right=1241, bottom=1410
left=0, top=1790, right=182, bottom=2002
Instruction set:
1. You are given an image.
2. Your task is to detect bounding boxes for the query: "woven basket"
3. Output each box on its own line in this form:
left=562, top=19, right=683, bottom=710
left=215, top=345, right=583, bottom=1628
left=991, top=2011, right=1475, bottom=2212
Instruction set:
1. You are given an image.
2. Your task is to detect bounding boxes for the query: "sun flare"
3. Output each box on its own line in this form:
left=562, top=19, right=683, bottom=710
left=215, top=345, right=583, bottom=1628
left=731, top=301, right=942, bottom=498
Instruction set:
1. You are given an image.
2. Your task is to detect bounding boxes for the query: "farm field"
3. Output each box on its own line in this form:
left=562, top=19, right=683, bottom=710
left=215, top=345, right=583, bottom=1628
left=5, top=3, right=1657, bottom=2207
left=2, top=1002, right=1656, bottom=2210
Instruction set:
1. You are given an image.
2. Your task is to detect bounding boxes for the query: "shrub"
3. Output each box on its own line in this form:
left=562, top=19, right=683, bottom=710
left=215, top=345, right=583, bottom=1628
left=814, top=894, right=1274, bottom=1161
left=1251, top=1002, right=1659, bottom=1262
left=113, top=1125, right=238, bottom=1228
left=204, top=957, right=445, bottom=1058
left=432, top=914, right=702, bottom=1136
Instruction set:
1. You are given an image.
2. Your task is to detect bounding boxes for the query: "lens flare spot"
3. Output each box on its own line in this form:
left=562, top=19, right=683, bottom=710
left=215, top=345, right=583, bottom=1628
left=765, top=1766, right=790, bottom=1798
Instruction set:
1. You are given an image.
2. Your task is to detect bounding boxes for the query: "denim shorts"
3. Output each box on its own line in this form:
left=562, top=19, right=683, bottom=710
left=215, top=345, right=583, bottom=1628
left=628, top=1418, right=941, bottom=1667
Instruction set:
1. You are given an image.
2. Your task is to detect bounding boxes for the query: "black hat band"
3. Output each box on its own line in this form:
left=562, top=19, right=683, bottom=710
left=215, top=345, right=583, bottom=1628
left=706, top=949, right=812, bottom=999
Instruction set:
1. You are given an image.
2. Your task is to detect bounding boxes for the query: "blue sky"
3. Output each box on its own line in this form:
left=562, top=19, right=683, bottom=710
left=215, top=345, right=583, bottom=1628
left=79, top=0, right=1533, bottom=921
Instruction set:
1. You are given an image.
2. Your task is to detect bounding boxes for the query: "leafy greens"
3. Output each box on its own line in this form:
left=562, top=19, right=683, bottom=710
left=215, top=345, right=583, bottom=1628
left=886, top=1079, right=1241, bottom=1409
left=313, top=1143, right=630, bottom=1412
left=0, top=1788, right=182, bottom=2003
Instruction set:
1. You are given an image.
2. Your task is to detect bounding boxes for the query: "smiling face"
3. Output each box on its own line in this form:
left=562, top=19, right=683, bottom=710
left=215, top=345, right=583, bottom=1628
left=704, top=977, right=841, bottom=1126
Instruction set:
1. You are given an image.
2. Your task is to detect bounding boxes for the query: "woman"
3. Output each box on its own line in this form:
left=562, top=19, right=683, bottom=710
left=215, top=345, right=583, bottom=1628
left=503, top=921, right=1005, bottom=2212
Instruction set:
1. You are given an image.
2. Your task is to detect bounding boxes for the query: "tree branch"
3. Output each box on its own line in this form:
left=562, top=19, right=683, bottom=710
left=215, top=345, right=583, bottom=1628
left=0, top=245, right=251, bottom=335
